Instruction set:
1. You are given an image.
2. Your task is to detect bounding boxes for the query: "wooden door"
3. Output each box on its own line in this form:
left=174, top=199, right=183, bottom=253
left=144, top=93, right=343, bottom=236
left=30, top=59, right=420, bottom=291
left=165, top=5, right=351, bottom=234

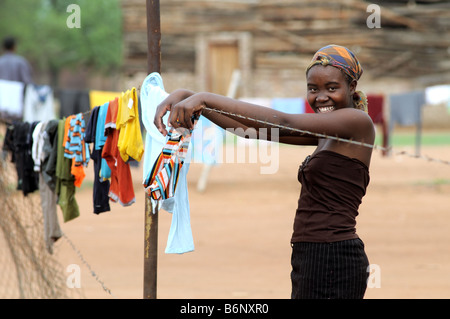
left=208, top=43, right=239, bottom=95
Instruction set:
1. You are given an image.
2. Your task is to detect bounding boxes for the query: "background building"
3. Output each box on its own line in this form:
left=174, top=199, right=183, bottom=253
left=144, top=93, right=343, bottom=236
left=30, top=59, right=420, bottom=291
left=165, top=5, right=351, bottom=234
left=121, top=0, right=450, bottom=100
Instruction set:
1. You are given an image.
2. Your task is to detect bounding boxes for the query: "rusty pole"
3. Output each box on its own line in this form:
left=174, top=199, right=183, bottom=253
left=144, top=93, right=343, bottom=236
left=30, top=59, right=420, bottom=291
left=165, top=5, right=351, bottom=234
left=143, top=0, right=161, bottom=299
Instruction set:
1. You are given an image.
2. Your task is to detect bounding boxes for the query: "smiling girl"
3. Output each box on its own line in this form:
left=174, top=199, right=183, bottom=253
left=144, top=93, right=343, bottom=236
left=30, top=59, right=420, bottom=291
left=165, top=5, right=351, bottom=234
left=154, top=44, right=375, bottom=299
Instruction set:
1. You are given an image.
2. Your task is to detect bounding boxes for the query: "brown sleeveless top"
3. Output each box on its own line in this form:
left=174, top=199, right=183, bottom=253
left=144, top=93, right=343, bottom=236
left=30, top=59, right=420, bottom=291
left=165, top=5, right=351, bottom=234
left=291, top=150, right=370, bottom=243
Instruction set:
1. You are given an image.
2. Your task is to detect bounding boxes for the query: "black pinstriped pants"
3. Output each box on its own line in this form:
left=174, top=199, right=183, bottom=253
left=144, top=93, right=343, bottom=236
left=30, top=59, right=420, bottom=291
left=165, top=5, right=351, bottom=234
left=290, top=238, right=369, bottom=299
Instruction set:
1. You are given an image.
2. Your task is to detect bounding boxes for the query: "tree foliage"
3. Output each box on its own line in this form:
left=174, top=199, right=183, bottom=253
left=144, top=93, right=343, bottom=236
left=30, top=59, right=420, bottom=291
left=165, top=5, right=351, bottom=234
left=0, top=0, right=123, bottom=76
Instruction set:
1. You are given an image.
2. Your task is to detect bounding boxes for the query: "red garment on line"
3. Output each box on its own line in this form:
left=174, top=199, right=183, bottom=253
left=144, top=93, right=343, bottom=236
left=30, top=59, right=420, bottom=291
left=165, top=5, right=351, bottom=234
left=305, top=101, right=315, bottom=113
left=367, top=94, right=388, bottom=156
left=101, top=97, right=135, bottom=206
left=367, top=95, right=384, bottom=124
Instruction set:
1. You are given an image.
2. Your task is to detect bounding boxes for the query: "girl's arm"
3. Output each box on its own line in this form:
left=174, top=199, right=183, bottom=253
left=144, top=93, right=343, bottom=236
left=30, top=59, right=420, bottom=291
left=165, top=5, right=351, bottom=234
left=155, top=90, right=318, bottom=145
left=154, top=91, right=372, bottom=146
left=201, top=107, right=319, bottom=145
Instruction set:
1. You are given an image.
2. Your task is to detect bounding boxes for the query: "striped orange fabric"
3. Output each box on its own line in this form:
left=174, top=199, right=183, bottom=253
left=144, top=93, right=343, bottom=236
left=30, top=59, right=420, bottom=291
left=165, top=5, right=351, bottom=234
left=307, top=44, right=363, bottom=81
left=143, top=111, right=198, bottom=201
left=143, top=127, right=193, bottom=200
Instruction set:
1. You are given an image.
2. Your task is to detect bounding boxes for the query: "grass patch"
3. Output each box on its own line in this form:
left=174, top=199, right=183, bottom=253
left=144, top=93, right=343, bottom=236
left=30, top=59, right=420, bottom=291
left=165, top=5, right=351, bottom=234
left=375, top=131, right=450, bottom=147
left=413, top=178, right=450, bottom=187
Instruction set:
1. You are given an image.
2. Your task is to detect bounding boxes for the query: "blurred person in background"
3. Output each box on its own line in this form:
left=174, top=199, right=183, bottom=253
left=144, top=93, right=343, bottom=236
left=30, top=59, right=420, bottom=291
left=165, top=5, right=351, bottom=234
left=0, top=36, right=33, bottom=84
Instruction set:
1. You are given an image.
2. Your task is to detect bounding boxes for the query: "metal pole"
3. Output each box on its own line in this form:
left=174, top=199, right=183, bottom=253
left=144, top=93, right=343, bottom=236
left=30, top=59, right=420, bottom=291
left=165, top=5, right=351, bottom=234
left=143, top=0, right=161, bottom=300
left=146, top=0, right=161, bottom=74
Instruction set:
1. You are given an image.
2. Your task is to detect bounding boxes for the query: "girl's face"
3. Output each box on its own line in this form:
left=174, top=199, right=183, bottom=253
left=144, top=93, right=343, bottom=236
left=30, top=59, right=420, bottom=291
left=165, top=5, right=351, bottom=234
left=306, top=65, right=356, bottom=114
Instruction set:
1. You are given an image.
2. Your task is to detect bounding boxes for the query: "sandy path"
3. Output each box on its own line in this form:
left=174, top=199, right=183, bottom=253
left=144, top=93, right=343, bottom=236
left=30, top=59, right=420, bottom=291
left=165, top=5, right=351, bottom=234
left=56, top=144, right=450, bottom=299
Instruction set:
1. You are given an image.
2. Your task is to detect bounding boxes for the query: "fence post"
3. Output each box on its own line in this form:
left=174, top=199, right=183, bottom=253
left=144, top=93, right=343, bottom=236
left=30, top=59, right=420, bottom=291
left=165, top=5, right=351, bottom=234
left=143, top=0, right=161, bottom=300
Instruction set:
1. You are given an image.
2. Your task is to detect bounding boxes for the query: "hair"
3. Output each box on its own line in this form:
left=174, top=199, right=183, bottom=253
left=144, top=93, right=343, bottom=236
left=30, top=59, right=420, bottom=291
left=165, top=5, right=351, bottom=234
left=3, top=37, right=16, bottom=51
left=340, top=70, right=368, bottom=113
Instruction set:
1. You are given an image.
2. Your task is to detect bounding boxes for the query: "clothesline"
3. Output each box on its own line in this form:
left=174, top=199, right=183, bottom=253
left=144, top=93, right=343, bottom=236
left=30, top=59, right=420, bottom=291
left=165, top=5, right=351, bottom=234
left=1, top=86, right=149, bottom=252
left=1, top=74, right=199, bottom=256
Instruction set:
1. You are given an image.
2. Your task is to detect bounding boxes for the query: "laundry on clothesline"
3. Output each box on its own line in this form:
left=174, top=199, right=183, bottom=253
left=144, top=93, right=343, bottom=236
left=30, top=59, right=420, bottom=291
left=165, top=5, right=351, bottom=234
left=140, top=72, right=196, bottom=254
left=0, top=79, right=24, bottom=119
left=1, top=86, right=144, bottom=254
left=389, top=90, right=425, bottom=128
left=144, top=127, right=193, bottom=200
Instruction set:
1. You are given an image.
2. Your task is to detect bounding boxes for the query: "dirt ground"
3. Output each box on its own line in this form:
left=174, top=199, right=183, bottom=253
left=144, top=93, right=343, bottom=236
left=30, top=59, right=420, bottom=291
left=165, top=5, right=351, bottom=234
left=56, top=142, right=450, bottom=299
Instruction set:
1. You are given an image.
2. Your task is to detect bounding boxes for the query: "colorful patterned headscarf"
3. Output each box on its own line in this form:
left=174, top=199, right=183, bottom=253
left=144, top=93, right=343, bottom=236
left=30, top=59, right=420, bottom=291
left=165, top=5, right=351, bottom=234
left=306, top=44, right=368, bottom=113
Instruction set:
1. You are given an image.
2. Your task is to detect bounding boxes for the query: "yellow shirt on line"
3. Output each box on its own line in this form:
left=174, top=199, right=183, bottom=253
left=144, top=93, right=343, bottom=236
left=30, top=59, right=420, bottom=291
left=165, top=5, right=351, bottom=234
left=116, top=87, right=144, bottom=163
left=89, top=90, right=121, bottom=109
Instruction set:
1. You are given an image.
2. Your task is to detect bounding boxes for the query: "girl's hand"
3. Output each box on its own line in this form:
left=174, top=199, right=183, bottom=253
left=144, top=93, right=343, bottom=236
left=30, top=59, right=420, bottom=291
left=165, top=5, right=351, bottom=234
left=154, top=89, right=194, bottom=136
left=168, top=92, right=206, bottom=131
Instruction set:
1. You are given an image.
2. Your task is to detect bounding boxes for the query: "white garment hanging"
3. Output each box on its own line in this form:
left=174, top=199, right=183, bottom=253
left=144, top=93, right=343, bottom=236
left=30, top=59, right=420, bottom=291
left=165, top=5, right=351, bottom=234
left=31, top=121, right=45, bottom=172
left=0, top=79, right=24, bottom=118
left=23, top=84, right=55, bottom=123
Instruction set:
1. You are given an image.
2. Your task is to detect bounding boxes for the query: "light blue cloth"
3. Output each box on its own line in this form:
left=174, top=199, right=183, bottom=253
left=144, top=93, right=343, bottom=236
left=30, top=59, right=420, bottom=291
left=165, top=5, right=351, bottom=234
left=389, top=91, right=424, bottom=127
left=141, top=72, right=194, bottom=254
left=271, top=97, right=305, bottom=114
left=95, top=101, right=109, bottom=150
left=95, top=101, right=111, bottom=180
left=191, top=116, right=224, bottom=165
